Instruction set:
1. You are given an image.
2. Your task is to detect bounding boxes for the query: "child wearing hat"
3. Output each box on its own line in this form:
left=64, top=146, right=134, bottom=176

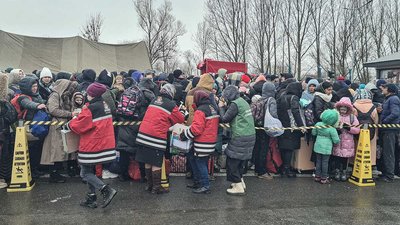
left=68, top=82, right=118, bottom=208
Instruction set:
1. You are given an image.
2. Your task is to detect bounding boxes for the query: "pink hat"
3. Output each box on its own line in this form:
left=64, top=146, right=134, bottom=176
left=241, top=75, right=251, bottom=84
left=87, top=82, right=107, bottom=97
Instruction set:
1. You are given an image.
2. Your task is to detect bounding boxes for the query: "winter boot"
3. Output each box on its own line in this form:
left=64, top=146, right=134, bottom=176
left=151, top=170, right=169, bottom=194
left=334, top=169, right=341, bottom=181
left=192, top=187, right=211, bottom=194
left=340, top=170, right=347, bottom=182
left=187, top=181, right=201, bottom=189
left=100, top=185, right=117, bottom=208
left=145, top=168, right=153, bottom=192
left=80, top=193, right=97, bottom=208
left=49, top=171, right=67, bottom=183
left=226, top=183, right=245, bottom=196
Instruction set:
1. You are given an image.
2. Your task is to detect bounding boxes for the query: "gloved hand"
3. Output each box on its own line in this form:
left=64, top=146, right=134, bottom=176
left=180, top=132, right=188, bottom=141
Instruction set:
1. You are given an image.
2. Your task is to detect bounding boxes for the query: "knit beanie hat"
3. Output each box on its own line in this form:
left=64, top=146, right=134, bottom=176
left=40, top=67, right=52, bottom=79
left=173, top=69, right=183, bottom=79
left=337, top=75, right=345, bottom=81
left=376, top=79, right=387, bottom=88
left=383, top=83, right=399, bottom=94
left=160, top=83, right=176, bottom=98
left=280, top=73, right=294, bottom=80
left=86, top=82, right=107, bottom=98
left=359, top=84, right=366, bottom=89
left=241, top=74, right=251, bottom=84
left=131, top=71, right=143, bottom=83
left=97, top=69, right=114, bottom=88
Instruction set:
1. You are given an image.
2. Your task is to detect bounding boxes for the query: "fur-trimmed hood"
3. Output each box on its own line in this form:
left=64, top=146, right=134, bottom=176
left=0, top=73, right=8, bottom=101
left=335, top=97, right=353, bottom=115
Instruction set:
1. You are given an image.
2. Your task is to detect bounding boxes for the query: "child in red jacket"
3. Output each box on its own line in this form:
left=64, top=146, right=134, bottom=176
left=68, top=82, right=117, bottom=208
left=181, top=90, right=219, bottom=194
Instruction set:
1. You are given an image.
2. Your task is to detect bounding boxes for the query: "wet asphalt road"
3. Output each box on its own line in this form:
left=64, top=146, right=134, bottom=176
left=1, top=176, right=400, bottom=225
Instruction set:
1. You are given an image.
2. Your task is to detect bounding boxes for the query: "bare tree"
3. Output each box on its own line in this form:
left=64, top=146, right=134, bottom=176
left=310, top=0, right=328, bottom=78
left=81, top=13, right=104, bottom=42
left=369, top=0, right=387, bottom=58
left=281, top=0, right=315, bottom=79
left=134, top=0, right=186, bottom=69
left=387, top=0, right=400, bottom=53
left=206, top=0, right=248, bottom=62
left=193, top=21, right=212, bottom=60
left=182, top=50, right=197, bottom=75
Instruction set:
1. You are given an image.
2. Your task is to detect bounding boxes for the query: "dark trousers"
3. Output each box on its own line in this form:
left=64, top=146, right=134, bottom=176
left=226, top=156, right=245, bottom=183
left=332, top=156, right=348, bottom=171
left=254, top=130, right=270, bottom=175
left=382, top=131, right=398, bottom=179
left=315, top=153, right=330, bottom=178
left=192, top=155, right=210, bottom=189
left=281, top=149, right=294, bottom=168
left=28, top=140, right=43, bottom=171
left=119, top=150, right=145, bottom=178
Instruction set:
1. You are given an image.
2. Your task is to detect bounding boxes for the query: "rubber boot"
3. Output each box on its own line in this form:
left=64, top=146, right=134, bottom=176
left=145, top=168, right=153, bottom=192
left=100, top=185, right=117, bottom=208
left=226, top=182, right=245, bottom=196
left=151, top=170, right=169, bottom=194
left=80, top=193, right=97, bottom=208
left=340, top=170, right=347, bottom=182
left=334, top=169, right=341, bottom=181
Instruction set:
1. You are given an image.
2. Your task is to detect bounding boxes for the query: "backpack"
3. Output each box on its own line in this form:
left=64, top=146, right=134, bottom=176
left=354, top=105, right=376, bottom=140
left=263, top=98, right=284, bottom=137
left=303, top=100, right=315, bottom=126
left=251, top=97, right=269, bottom=127
left=10, top=94, right=32, bottom=119
left=116, top=86, right=144, bottom=118
left=0, top=101, right=18, bottom=125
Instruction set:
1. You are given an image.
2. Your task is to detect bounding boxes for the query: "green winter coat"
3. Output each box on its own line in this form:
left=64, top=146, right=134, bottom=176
left=312, top=109, right=340, bottom=155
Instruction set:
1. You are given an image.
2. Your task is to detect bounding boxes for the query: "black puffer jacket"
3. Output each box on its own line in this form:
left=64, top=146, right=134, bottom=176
left=313, top=88, right=334, bottom=123
left=18, top=77, right=46, bottom=120
left=277, top=82, right=304, bottom=150
left=276, top=78, right=296, bottom=99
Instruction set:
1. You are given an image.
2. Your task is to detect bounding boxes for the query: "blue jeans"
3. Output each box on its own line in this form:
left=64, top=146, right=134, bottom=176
left=80, top=165, right=105, bottom=193
left=315, top=153, right=330, bottom=179
left=187, top=151, right=199, bottom=183
left=193, top=156, right=210, bottom=189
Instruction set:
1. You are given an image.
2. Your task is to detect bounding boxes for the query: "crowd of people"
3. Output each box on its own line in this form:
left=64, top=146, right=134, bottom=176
left=0, top=66, right=399, bottom=208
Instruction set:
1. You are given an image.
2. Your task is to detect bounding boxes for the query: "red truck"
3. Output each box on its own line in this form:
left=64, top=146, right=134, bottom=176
left=197, top=59, right=248, bottom=74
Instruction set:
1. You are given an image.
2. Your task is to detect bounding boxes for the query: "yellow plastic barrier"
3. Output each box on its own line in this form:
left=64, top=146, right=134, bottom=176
left=349, top=129, right=375, bottom=187
left=7, top=126, right=35, bottom=192
left=161, top=157, right=169, bottom=190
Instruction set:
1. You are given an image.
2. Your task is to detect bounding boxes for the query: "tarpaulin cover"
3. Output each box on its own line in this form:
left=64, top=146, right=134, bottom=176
left=0, top=30, right=151, bottom=73
left=197, top=59, right=248, bottom=74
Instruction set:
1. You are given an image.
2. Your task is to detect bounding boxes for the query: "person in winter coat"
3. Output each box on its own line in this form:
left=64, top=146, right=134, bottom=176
left=332, top=97, right=360, bottom=181
left=171, top=69, right=186, bottom=105
left=7, top=68, right=25, bottom=99
left=276, top=73, right=295, bottom=99
left=378, top=83, right=400, bottom=182
left=116, top=78, right=156, bottom=182
left=277, top=82, right=306, bottom=178
left=249, top=75, right=267, bottom=98
left=38, top=67, right=53, bottom=102
left=365, top=82, right=385, bottom=106
left=313, top=82, right=334, bottom=123
left=17, top=77, right=47, bottom=178
left=312, top=109, right=340, bottom=184
left=68, top=82, right=118, bottom=208
left=136, top=84, right=185, bottom=194
left=181, top=90, right=219, bottom=194
left=253, top=82, right=277, bottom=180
left=216, top=68, right=227, bottom=91
left=219, top=85, right=255, bottom=195
left=0, top=73, right=17, bottom=188
left=301, top=79, right=319, bottom=103
left=96, top=69, right=118, bottom=117
left=41, top=80, right=79, bottom=183
left=77, top=69, right=96, bottom=96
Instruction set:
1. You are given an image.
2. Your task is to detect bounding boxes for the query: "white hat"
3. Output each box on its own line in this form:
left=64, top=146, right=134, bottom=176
left=40, top=67, right=52, bottom=79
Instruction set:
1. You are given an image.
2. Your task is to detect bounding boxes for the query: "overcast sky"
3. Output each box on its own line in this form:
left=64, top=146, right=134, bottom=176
left=0, top=0, right=204, bottom=52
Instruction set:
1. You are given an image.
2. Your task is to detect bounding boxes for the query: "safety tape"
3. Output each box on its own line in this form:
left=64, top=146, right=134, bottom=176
left=21, top=120, right=400, bottom=130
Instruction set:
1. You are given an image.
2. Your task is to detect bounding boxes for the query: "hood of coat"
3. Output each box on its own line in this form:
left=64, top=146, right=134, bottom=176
left=222, top=85, right=240, bottom=102
left=262, top=82, right=276, bottom=99
left=139, top=78, right=157, bottom=93
left=321, top=109, right=339, bottom=126
left=194, top=90, right=211, bottom=107
left=197, top=73, right=214, bottom=91
left=0, top=73, right=8, bottom=101
left=8, top=69, right=22, bottom=86
left=160, top=83, right=176, bottom=99
left=253, top=80, right=266, bottom=95
left=218, top=68, right=227, bottom=79
left=19, top=76, right=39, bottom=96
left=306, top=79, right=319, bottom=94
left=335, top=97, right=353, bottom=115
left=82, top=69, right=96, bottom=83
left=365, top=82, right=378, bottom=92
left=286, top=82, right=303, bottom=98
left=314, top=91, right=332, bottom=103
left=52, top=79, right=72, bottom=95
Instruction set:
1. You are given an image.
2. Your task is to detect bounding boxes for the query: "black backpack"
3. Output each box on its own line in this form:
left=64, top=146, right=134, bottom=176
left=354, top=105, right=376, bottom=140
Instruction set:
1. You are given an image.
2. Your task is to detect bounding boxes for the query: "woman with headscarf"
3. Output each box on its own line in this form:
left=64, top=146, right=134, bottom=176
left=135, top=84, right=185, bottom=194
left=41, top=80, right=79, bottom=183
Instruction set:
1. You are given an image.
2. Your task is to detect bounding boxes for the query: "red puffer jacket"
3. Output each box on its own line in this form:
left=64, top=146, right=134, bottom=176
left=184, top=95, right=219, bottom=156
left=136, top=94, right=185, bottom=151
left=68, top=97, right=116, bottom=165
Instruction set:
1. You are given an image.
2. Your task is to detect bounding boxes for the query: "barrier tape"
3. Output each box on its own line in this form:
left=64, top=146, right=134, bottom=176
left=21, top=120, right=400, bottom=130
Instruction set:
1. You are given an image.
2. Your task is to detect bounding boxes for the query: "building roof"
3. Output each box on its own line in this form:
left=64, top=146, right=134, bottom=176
left=364, top=52, right=400, bottom=69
